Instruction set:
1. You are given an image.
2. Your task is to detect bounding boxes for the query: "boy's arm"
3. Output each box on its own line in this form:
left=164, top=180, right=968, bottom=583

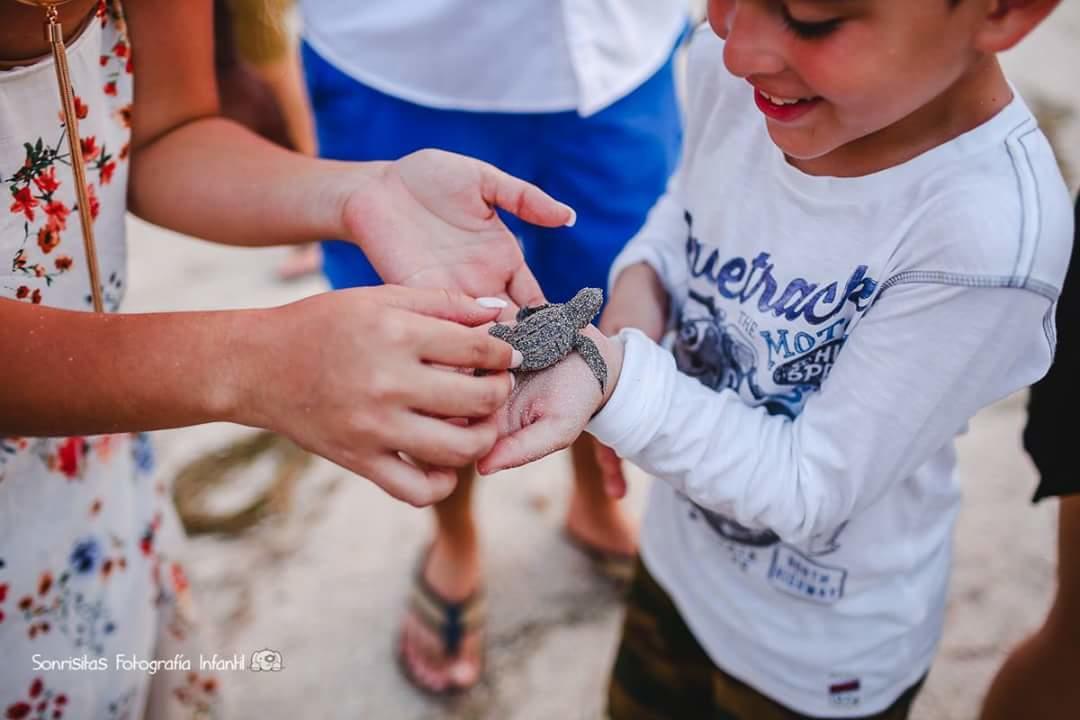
left=588, top=281, right=1055, bottom=546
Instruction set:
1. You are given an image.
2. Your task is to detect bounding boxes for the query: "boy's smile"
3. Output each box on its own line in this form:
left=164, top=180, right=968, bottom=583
left=707, top=0, right=1028, bottom=178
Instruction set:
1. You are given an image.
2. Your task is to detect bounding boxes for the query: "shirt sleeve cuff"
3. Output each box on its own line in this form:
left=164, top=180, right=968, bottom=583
left=587, top=327, right=671, bottom=456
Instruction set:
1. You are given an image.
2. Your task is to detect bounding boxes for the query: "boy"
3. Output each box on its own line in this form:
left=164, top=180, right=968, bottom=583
left=480, top=0, right=1073, bottom=717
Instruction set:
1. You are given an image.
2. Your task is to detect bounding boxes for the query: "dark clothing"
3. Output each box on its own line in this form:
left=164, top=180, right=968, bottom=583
left=1028, top=196, right=1080, bottom=501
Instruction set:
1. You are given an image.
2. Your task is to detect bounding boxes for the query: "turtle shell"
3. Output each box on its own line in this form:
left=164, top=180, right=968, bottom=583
left=508, top=307, right=575, bottom=371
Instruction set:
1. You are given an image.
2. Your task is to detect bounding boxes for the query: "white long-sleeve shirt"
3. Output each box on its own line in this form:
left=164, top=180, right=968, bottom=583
left=298, top=0, right=687, bottom=116
left=589, top=27, right=1074, bottom=717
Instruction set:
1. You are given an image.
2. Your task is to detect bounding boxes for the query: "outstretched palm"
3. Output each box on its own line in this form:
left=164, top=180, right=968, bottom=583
left=343, top=149, right=574, bottom=307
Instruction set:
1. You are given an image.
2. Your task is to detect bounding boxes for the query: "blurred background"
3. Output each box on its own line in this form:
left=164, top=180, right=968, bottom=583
left=125, top=2, right=1080, bottom=718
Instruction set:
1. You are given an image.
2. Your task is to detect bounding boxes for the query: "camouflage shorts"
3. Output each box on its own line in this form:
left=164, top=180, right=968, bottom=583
left=607, top=560, right=925, bottom=720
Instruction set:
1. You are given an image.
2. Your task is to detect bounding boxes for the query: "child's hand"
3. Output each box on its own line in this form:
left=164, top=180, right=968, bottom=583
left=477, top=326, right=624, bottom=475
left=589, top=262, right=668, bottom=499
left=598, top=262, right=669, bottom=342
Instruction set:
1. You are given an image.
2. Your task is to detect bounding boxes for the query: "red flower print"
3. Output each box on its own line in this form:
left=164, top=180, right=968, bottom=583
left=33, top=266, right=45, bottom=278
left=55, top=256, right=73, bottom=271
left=43, top=201, right=69, bottom=231
left=17, top=596, right=32, bottom=611
left=115, top=104, right=132, bottom=129
left=9, top=187, right=38, bottom=221
left=86, top=183, right=100, bottom=219
left=13, top=249, right=27, bottom=269
left=74, top=96, right=88, bottom=120
left=28, top=680, right=41, bottom=700
left=125, top=56, right=133, bottom=75
left=99, top=55, right=108, bottom=67
left=80, top=136, right=99, bottom=162
left=96, top=0, right=106, bottom=19
left=171, top=562, right=190, bottom=593
left=113, top=41, right=128, bottom=58
left=30, top=289, right=42, bottom=306
left=57, top=437, right=86, bottom=478
left=33, top=167, right=59, bottom=195
left=37, top=573, right=51, bottom=597
left=37, top=226, right=60, bottom=254
left=99, top=161, right=116, bottom=186
left=118, top=143, right=130, bottom=161
left=0, top=583, right=7, bottom=602
left=5, top=702, right=31, bottom=719
left=15, top=286, right=29, bottom=300
left=103, top=81, right=118, bottom=97
left=89, top=498, right=102, bottom=515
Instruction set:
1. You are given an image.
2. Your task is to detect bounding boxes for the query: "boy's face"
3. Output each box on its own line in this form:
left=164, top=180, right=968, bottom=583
left=708, top=0, right=988, bottom=168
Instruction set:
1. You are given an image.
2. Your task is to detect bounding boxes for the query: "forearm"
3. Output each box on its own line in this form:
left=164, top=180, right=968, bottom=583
left=0, top=299, right=262, bottom=436
left=128, top=116, right=377, bottom=247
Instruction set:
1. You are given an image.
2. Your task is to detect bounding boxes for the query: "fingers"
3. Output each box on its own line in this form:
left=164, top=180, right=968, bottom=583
left=481, top=162, right=576, bottom=229
left=364, top=452, right=458, bottom=507
left=507, top=266, right=546, bottom=311
left=373, top=286, right=506, bottom=327
left=415, top=318, right=523, bottom=371
left=594, top=442, right=628, bottom=499
left=396, top=413, right=498, bottom=470
left=411, top=368, right=514, bottom=419
left=477, top=421, right=566, bottom=475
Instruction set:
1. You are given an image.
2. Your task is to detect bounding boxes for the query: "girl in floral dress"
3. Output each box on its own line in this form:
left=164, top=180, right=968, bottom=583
left=0, top=1, right=574, bottom=717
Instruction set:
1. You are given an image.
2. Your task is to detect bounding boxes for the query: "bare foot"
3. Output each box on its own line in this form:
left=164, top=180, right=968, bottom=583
left=564, top=483, right=638, bottom=558
left=275, top=244, right=321, bottom=282
left=398, top=535, right=484, bottom=694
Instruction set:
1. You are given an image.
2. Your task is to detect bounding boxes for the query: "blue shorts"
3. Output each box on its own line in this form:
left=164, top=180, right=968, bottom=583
left=302, top=41, right=683, bottom=304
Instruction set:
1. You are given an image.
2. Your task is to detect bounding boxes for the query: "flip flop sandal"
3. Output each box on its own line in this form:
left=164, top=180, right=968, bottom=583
left=563, top=529, right=637, bottom=588
left=397, top=550, right=486, bottom=696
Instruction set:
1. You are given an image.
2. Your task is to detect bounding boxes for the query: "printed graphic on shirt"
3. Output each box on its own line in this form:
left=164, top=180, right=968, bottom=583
left=675, top=210, right=881, bottom=602
left=829, top=675, right=863, bottom=709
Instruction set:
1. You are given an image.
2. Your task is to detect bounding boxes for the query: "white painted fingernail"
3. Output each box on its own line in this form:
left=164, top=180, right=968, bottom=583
left=563, top=206, right=577, bottom=227
left=510, top=349, right=524, bottom=368
left=477, top=296, right=508, bottom=309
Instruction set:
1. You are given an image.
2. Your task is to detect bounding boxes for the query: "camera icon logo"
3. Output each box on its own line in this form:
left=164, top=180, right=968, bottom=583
left=250, top=649, right=283, bottom=672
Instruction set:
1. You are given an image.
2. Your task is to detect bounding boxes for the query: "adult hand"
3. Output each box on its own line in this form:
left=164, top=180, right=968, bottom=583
left=477, top=327, right=624, bottom=476
left=342, top=149, right=576, bottom=309
left=242, top=286, right=521, bottom=506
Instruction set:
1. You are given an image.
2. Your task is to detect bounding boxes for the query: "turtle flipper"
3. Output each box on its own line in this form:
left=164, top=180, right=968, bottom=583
left=572, top=333, right=607, bottom=392
left=516, top=304, right=552, bottom=322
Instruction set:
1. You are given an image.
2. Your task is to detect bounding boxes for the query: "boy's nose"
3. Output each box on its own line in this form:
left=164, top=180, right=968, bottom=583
left=717, top=1, right=787, bottom=79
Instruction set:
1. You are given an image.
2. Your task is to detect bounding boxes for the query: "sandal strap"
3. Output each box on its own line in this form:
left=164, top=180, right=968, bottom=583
left=409, top=558, right=485, bottom=657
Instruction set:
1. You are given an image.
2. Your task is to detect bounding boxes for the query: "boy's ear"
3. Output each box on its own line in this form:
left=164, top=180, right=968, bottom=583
left=973, top=0, right=1062, bottom=53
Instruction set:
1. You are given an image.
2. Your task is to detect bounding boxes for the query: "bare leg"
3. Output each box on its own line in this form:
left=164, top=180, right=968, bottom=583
left=980, top=496, right=1080, bottom=720
left=565, top=435, right=637, bottom=558
left=399, top=466, right=484, bottom=692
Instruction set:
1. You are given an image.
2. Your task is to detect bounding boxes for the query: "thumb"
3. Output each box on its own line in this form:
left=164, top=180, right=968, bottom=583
left=482, top=163, right=577, bottom=229
left=477, top=421, right=565, bottom=475
left=374, top=286, right=507, bottom=327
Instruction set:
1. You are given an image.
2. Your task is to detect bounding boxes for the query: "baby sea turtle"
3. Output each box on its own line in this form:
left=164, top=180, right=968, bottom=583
left=490, top=287, right=607, bottom=390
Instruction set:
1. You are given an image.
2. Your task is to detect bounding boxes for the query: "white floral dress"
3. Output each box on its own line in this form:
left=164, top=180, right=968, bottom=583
left=0, top=3, right=220, bottom=718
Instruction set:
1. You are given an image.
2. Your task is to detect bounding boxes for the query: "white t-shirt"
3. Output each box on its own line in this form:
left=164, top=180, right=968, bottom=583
left=588, top=27, right=1074, bottom=717
left=298, top=0, right=687, bottom=116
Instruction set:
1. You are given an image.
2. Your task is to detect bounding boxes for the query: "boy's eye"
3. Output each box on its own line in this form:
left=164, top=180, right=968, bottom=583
left=780, top=5, right=843, bottom=39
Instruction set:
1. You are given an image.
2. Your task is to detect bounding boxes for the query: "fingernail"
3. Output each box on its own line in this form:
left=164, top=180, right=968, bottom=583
left=510, top=349, right=524, bottom=368
left=563, top=206, right=577, bottom=228
left=477, top=296, right=508, bottom=309
left=509, top=372, right=516, bottom=392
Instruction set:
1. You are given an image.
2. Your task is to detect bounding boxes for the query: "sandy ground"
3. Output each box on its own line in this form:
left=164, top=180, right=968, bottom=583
left=124, top=7, right=1080, bottom=719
